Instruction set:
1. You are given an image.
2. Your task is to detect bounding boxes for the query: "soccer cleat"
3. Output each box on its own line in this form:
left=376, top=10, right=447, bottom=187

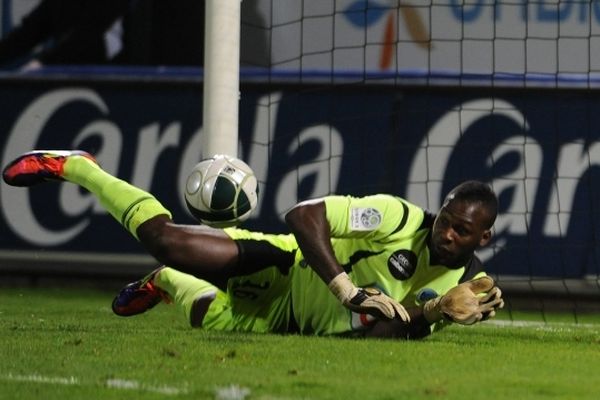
left=112, top=268, right=171, bottom=317
left=2, top=150, right=96, bottom=187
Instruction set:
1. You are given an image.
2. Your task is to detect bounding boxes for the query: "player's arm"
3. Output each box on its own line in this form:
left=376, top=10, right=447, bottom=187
left=285, top=199, right=409, bottom=322
left=285, top=199, right=342, bottom=282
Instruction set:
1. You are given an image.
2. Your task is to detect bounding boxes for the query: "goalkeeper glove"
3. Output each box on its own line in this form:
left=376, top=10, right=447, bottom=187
left=422, top=276, right=504, bottom=325
left=328, top=272, right=410, bottom=322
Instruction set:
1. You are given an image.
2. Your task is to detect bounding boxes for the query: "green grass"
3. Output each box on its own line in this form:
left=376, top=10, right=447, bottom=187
left=1, top=287, right=599, bottom=400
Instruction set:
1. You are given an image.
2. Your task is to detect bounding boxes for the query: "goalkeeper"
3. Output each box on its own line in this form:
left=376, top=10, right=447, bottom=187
left=2, top=150, right=504, bottom=339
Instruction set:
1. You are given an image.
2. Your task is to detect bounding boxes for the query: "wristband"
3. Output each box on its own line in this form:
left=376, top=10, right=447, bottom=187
left=423, top=297, right=444, bottom=323
left=327, top=272, right=359, bottom=303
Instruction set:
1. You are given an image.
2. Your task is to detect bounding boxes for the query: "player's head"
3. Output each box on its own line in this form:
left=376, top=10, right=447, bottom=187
left=430, top=181, right=498, bottom=267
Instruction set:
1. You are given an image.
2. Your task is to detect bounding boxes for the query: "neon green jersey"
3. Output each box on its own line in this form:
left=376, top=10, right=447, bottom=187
left=289, top=194, right=486, bottom=335
left=206, top=194, right=486, bottom=336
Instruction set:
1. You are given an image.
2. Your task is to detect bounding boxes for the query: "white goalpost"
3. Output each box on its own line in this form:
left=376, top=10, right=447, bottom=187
left=202, top=0, right=241, bottom=159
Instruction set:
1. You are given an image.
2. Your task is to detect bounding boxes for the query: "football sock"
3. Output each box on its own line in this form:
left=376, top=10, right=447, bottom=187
left=154, top=267, right=217, bottom=324
left=63, top=155, right=171, bottom=239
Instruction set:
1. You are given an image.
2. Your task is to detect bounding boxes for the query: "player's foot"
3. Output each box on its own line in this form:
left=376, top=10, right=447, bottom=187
left=2, top=150, right=96, bottom=187
left=112, top=268, right=171, bottom=317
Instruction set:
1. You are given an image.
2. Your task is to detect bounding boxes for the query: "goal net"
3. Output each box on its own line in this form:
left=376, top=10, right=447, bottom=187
left=239, top=0, right=600, bottom=321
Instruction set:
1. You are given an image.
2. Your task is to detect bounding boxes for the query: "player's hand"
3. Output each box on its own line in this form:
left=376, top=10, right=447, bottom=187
left=348, top=287, right=411, bottom=322
left=423, top=276, right=504, bottom=325
left=328, top=272, right=410, bottom=322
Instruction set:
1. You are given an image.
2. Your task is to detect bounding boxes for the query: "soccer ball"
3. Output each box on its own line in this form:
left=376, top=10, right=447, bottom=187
left=184, top=155, right=258, bottom=227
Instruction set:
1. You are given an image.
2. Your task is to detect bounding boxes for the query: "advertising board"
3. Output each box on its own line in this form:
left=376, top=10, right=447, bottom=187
left=1, top=76, right=599, bottom=282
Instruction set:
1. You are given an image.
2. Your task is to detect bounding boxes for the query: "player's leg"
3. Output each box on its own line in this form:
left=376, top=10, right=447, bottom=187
left=2, top=150, right=239, bottom=285
left=2, top=150, right=171, bottom=240
left=113, top=265, right=294, bottom=333
left=2, top=150, right=300, bottom=288
left=155, top=267, right=220, bottom=327
left=112, top=266, right=220, bottom=328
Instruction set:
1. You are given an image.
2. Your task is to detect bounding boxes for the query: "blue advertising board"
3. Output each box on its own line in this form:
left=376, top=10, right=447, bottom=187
left=1, top=75, right=599, bottom=281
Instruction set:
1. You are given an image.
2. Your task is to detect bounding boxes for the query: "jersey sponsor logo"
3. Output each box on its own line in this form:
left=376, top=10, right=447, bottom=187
left=387, top=249, right=417, bottom=280
left=350, top=207, right=382, bottom=231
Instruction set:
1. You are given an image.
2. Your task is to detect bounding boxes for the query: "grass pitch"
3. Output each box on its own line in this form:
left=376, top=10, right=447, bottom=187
left=1, top=287, right=599, bottom=400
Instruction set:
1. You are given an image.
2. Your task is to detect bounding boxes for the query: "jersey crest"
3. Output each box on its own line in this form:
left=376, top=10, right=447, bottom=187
left=349, top=207, right=382, bottom=230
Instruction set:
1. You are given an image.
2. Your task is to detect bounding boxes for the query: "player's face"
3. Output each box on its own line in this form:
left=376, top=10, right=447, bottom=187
left=430, top=199, right=491, bottom=267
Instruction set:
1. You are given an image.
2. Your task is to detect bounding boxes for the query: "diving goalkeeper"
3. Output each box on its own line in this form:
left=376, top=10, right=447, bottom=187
left=2, top=150, right=504, bottom=339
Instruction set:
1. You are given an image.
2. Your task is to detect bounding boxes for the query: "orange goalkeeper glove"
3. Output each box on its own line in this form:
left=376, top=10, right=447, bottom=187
left=328, top=272, right=410, bottom=322
left=423, top=276, right=504, bottom=325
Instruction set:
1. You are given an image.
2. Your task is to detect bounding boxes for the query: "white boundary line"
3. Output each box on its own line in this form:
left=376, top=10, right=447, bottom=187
left=2, top=373, right=79, bottom=386
left=484, top=319, right=600, bottom=330
left=1, top=373, right=259, bottom=399
left=214, top=384, right=251, bottom=400
left=106, top=378, right=187, bottom=395
left=1, top=373, right=187, bottom=396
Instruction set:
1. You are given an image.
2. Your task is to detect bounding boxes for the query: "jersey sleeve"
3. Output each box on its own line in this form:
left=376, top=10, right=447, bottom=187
left=324, top=194, right=424, bottom=241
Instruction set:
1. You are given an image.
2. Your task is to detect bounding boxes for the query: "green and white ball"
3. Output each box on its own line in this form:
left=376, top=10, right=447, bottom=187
left=184, top=155, right=258, bottom=227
